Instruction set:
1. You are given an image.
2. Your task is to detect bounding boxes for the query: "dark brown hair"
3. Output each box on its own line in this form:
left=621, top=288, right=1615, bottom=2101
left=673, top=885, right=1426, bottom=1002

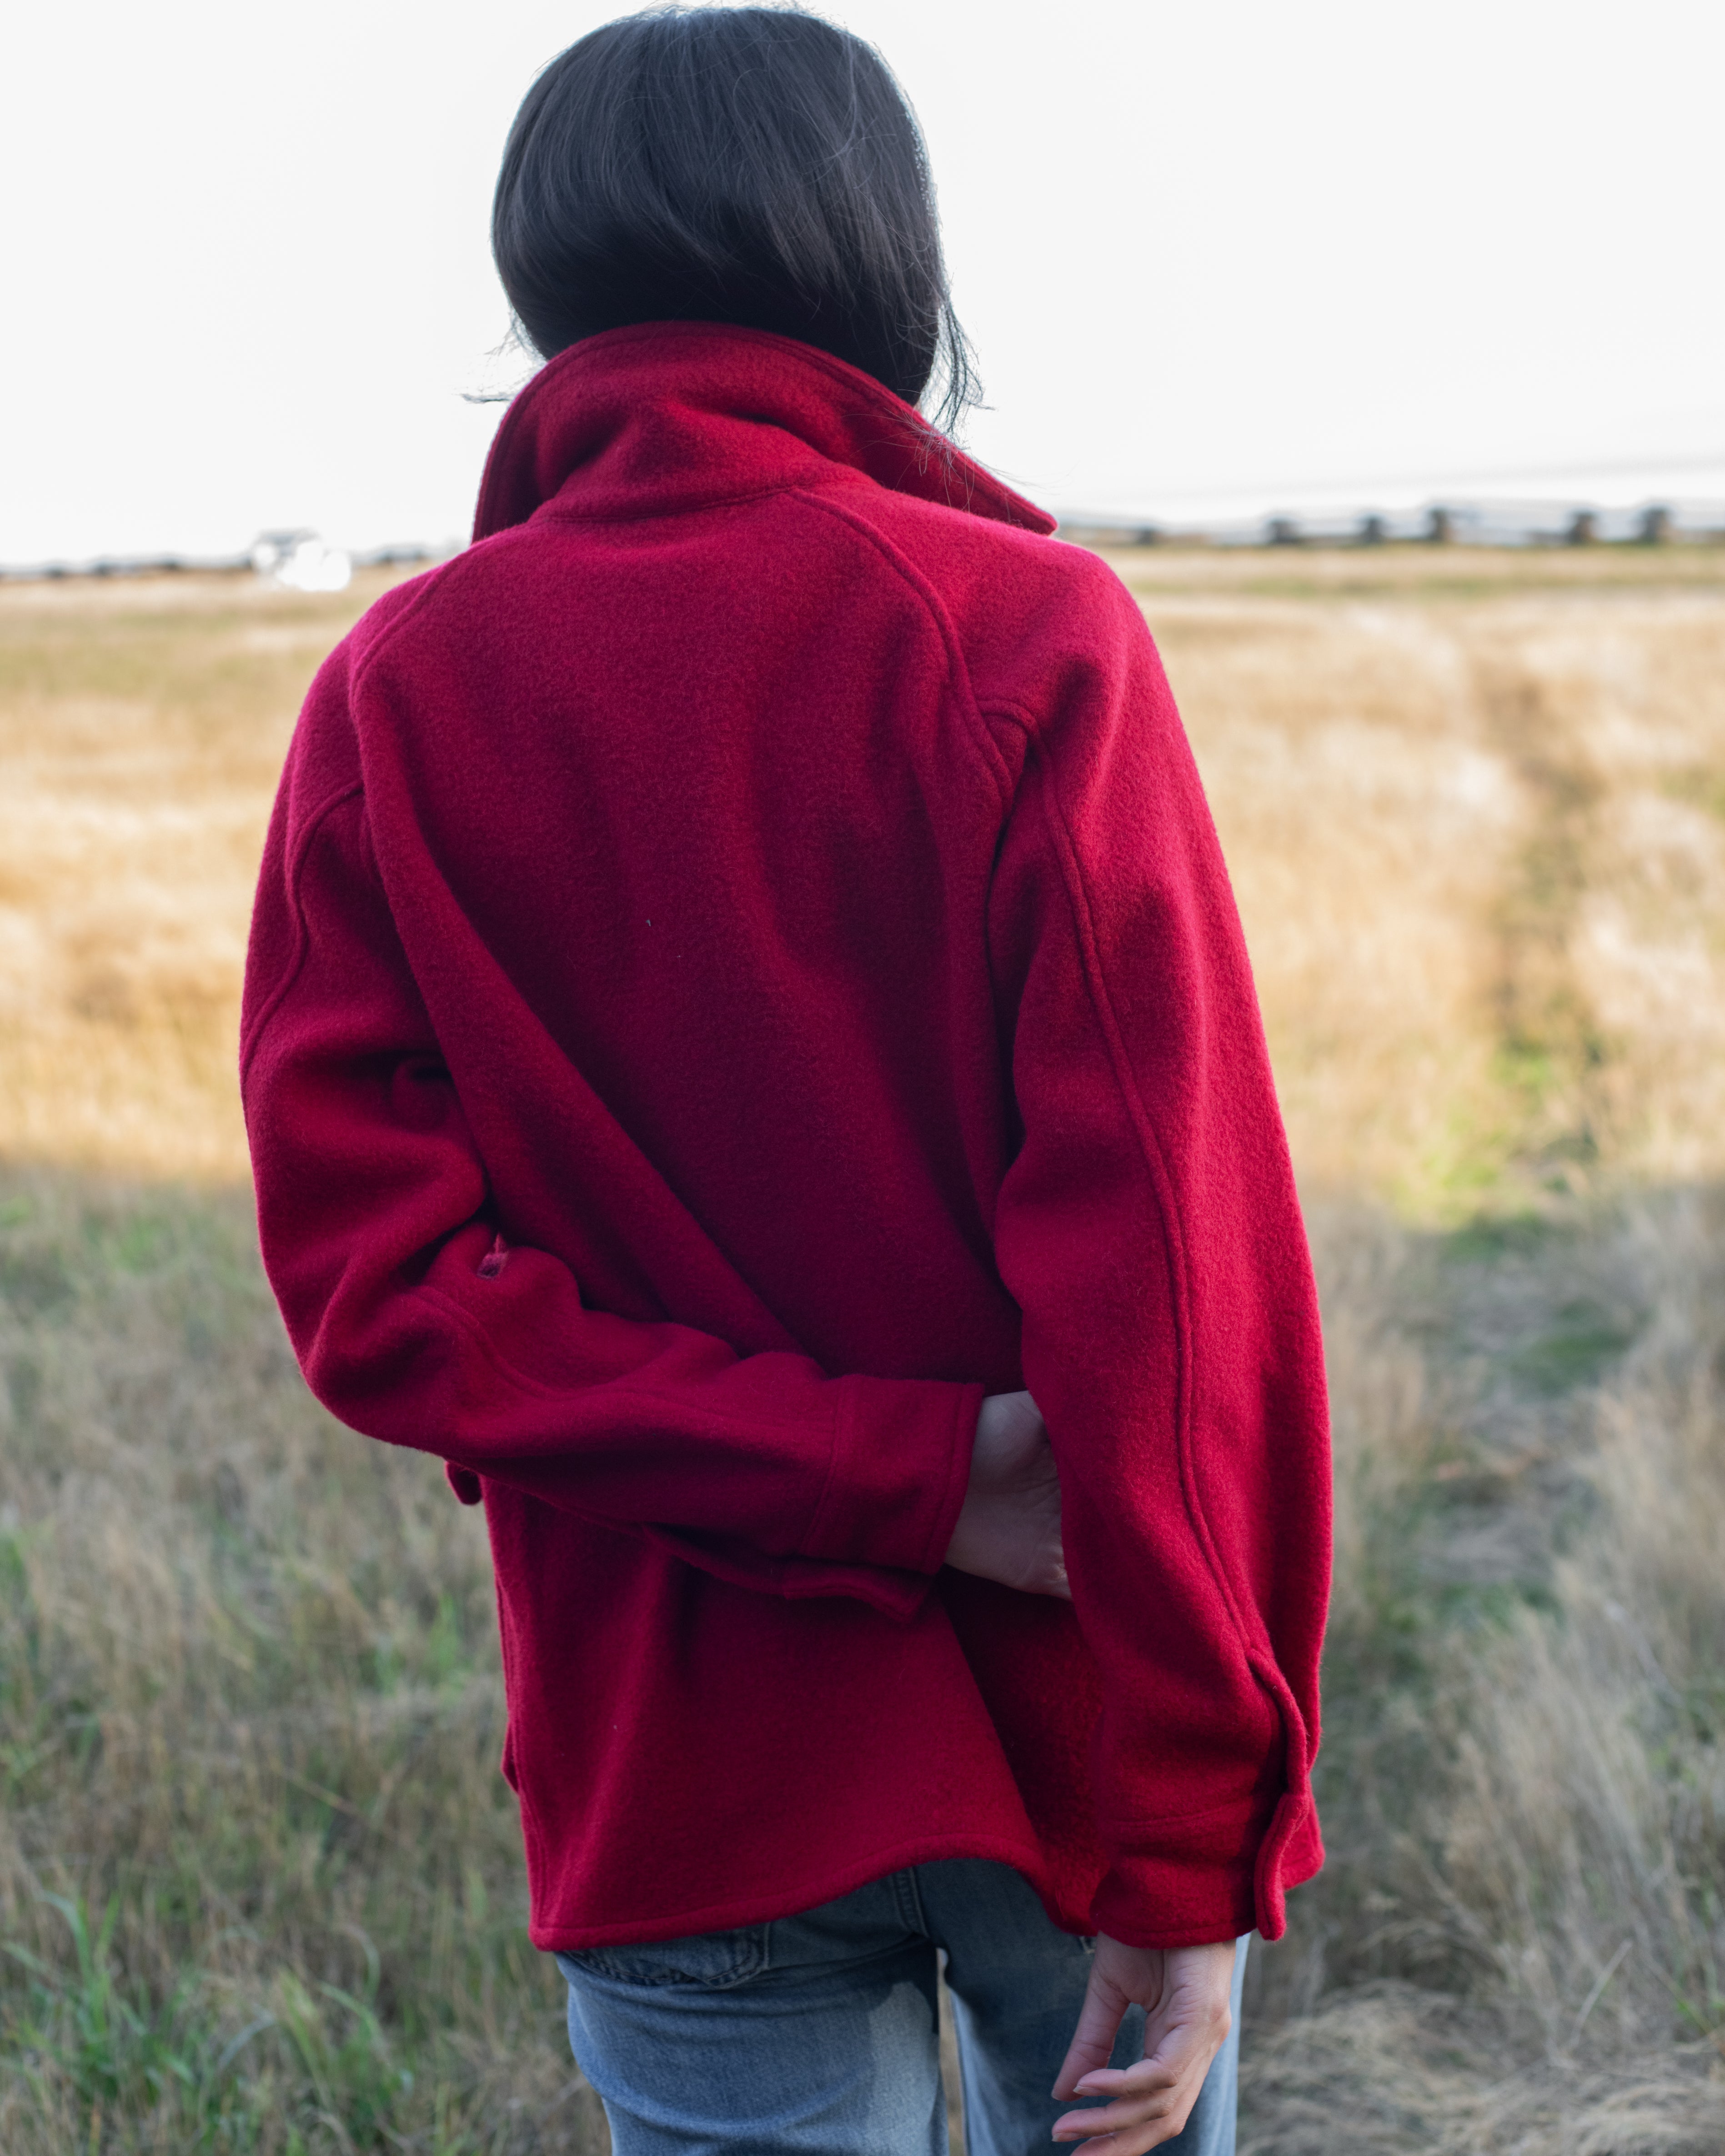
left=491, top=5, right=978, bottom=427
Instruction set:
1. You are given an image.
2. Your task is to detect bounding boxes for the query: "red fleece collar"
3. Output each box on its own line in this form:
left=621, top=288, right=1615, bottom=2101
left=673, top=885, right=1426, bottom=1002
left=471, top=321, right=1056, bottom=545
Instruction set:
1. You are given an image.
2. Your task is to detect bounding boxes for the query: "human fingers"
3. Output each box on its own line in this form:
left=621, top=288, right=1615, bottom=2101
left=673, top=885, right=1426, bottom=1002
left=1050, top=1953, right=1131, bottom=2101
left=1053, top=1939, right=1234, bottom=2150
left=973, top=1388, right=1048, bottom=1480
left=1051, top=2040, right=1202, bottom=2151
left=1056, top=2016, right=1214, bottom=2146
left=1054, top=2024, right=1219, bottom=2152
left=1035, top=1515, right=1071, bottom=1600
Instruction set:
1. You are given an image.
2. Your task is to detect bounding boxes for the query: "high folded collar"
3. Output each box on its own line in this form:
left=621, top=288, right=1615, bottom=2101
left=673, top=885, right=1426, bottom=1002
left=471, top=321, right=1056, bottom=545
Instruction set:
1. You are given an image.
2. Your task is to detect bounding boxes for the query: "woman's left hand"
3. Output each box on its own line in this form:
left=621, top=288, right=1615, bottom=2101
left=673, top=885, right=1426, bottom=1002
left=943, top=1389, right=1069, bottom=1598
left=1050, top=1935, right=1238, bottom=2152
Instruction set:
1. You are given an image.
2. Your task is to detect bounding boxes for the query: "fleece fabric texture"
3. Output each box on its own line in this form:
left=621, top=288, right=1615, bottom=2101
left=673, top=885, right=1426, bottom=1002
left=241, top=320, right=1331, bottom=1952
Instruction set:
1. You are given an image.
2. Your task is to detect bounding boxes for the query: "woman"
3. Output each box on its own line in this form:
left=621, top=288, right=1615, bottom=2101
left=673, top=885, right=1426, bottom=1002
left=241, top=10, right=1330, bottom=2152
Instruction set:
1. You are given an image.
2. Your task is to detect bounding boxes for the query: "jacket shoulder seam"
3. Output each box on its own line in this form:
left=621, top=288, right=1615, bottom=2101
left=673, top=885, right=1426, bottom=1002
left=344, top=548, right=484, bottom=698
left=241, top=555, right=475, bottom=1082
left=787, top=488, right=1014, bottom=809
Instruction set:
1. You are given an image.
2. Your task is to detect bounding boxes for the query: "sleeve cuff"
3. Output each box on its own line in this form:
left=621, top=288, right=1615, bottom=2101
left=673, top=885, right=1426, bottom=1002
left=800, top=1374, right=983, bottom=1578
left=1090, top=1789, right=1323, bottom=1947
left=637, top=1376, right=980, bottom=1627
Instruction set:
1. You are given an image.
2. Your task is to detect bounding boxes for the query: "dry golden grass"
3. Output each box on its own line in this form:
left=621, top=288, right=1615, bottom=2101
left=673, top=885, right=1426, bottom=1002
left=1103, top=545, right=1725, bottom=1210
left=2, top=547, right=1724, bottom=2151
left=0, top=569, right=416, bottom=1178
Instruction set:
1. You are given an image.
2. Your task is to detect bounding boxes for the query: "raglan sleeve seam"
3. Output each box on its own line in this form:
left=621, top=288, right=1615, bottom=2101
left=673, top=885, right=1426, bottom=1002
left=241, top=585, right=454, bottom=1090
left=789, top=488, right=1015, bottom=811
left=239, top=779, right=367, bottom=1084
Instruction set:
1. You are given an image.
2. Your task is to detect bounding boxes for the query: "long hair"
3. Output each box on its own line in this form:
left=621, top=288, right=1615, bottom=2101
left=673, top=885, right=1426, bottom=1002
left=491, top=5, right=978, bottom=430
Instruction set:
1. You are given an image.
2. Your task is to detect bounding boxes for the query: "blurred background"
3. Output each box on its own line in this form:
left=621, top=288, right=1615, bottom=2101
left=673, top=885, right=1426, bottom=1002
left=5, top=0, right=1723, bottom=563
left=2, top=4, right=1723, bottom=2152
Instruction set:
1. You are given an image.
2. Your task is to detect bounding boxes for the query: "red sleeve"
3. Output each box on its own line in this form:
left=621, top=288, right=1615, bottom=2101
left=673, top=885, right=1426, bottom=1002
left=240, top=683, right=978, bottom=1627
left=987, top=575, right=1331, bottom=1946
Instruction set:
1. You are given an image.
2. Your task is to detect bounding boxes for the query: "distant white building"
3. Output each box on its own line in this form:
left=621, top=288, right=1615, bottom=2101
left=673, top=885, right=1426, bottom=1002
left=251, top=530, right=352, bottom=592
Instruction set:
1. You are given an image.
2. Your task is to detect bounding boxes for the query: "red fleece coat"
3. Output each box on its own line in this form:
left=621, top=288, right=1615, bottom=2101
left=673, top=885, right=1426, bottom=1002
left=241, top=322, right=1330, bottom=1951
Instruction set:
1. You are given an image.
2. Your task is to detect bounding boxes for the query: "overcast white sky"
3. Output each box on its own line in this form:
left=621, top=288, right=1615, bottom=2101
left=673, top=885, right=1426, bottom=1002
left=3, top=0, right=1722, bottom=562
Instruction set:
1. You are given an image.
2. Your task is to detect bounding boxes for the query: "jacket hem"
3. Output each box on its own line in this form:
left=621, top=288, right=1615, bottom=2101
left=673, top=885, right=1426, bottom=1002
left=525, top=1832, right=1073, bottom=1952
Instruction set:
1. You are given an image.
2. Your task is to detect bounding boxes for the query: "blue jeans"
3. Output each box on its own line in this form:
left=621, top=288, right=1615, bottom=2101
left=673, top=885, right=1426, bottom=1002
left=555, top=1858, right=1248, bottom=2155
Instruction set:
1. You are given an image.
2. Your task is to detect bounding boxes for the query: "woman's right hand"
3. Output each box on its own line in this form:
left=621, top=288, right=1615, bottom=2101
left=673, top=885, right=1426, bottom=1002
left=943, top=1389, right=1069, bottom=1598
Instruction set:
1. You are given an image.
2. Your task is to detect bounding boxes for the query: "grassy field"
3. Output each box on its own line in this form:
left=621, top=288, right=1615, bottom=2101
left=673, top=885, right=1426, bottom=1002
left=2, top=548, right=1723, bottom=2151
